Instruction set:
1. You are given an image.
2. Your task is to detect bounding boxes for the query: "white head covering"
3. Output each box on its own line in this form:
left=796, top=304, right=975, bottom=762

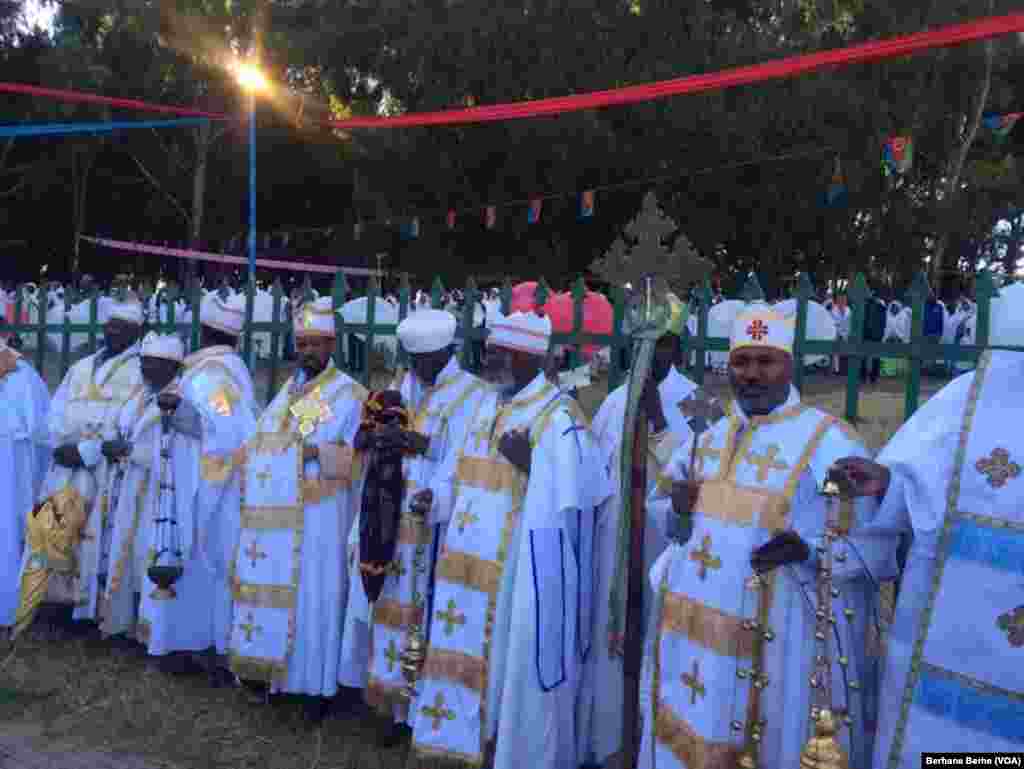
left=108, top=300, right=143, bottom=325
left=989, top=282, right=1024, bottom=347
left=397, top=309, right=456, bottom=354
left=140, top=331, right=184, bottom=363
left=487, top=310, right=551, bottom=356
left=200, top=292, right=245, bottom=337
left=294, top=296, right=336, bottom=337
left=730, top=307, right=794, bottom=356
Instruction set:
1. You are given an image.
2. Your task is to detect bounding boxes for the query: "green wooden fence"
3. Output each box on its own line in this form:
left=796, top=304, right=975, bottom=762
left=1, top=269, right=1019, bottom=425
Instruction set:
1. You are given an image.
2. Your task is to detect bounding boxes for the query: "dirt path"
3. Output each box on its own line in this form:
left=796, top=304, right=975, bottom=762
left=0, top=725, right=171, bottom=769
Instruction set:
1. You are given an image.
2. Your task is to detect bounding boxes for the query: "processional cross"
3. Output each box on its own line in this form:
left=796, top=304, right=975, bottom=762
left=244, top=539, right=268, bottom=569
left=681, top=660, right=706, bottom=705
left=422, top=691, right=456, bottom=731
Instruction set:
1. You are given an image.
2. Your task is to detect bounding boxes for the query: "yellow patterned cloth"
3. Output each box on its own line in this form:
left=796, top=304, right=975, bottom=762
left=13, top=486, right=88, bottom=639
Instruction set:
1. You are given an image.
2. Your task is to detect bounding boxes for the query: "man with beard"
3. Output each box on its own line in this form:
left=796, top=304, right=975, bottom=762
left=341, top=308, right=488, bottom=745
left=409, top=310, right=603, bottom=769
left=579, top=293, right=704, bottom=769
left=98, top=333, right=207, bottom=664
left=226, top=296, right=367, bottom=723
left=636, top=306, right=898, bottom=769
left=17, top=301, right=144, bottom=637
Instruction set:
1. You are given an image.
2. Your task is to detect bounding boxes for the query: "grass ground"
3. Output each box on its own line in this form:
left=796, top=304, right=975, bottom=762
left=0, top=362, right=950, bottom=769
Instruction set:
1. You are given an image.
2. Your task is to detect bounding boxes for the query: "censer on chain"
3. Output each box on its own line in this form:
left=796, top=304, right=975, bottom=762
left=799, top=465, right=854, bottom=769
left=147, top=392, right=184, bottom=600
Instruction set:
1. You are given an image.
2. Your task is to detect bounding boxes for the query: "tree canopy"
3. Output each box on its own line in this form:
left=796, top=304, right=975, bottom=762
left=2, top=0, right=1023, bottom=298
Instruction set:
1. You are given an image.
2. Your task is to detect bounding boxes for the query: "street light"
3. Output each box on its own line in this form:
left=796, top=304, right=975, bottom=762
left=234, top=59, right=268, bottom=365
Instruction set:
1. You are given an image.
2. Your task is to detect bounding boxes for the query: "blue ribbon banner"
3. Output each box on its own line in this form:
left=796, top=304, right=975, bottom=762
left=0, top=117, right=214, bottom=138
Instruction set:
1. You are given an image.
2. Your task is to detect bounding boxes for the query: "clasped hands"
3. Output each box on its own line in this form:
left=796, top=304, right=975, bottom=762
left=670, top=478, right=810, bottom=574
left=353, top=423, right=430, bottom=455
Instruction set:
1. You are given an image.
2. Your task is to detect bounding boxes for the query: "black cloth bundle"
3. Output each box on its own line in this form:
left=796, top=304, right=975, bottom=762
left=357, top=390, right=411, bottom=602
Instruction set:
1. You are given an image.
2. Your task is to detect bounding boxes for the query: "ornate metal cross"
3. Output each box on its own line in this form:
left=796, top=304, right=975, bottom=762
left=238, top=611, right=262, bottom=643
left=690, top=534, right=722, bottom=580
left=437, top=598, right=466, bottom=635
left=385, top=638, right=401, bottom=671
left=975, top=448, right=1021, bottom=489
left=745, top=444, right=788, bottom=482
left=290, top=392, right=332, bottom=438
left=681, top=660, right=706, bottom=705
left=422, top=691, right=456, bottom=731
left=244, top=539, right=268, bottom=569
left=747, top=319, right=769, bottom=341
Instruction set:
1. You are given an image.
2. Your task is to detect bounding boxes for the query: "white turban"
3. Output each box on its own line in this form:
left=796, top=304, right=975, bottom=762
left=397, top=309, right=456, bottom=354
left=294, top=296, right=336, bottom=337
left=140, top=331, right=184, bottom=363
left=730, top=307, right=794, bottom=356
left=108, top=300, right=143, bottom=325
left=200, top=292, right=245, bottom=337
left=487, top=310, right=551, bottom=356
left=989, top=282, right=1024, bottom=347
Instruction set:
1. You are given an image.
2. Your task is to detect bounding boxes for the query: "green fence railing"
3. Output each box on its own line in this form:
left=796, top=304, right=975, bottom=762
left=1, top=270, right=1019, bottom=424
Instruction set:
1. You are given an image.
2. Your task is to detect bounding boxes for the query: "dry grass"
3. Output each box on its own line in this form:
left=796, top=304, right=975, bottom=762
left=1, top=369, right=949, bottom=767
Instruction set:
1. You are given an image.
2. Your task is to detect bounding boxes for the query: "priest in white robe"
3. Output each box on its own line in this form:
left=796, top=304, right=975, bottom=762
left=23, top=301, right=144, bottom=633
left=342, top=309, right=488, bottom=742
left=0, top=342, right=50, bottom=634
left=580, top=293, right=703, bottom=768
left=409, top=310, right=602, bottom=769
left=637, top=307, right=898, bottom=769
left=184, top=291, right=259, bottom=684
left=226, top=296, right=366, bottom=722
left=837, top=349, right=1024, bottom=766
left=99, top=333, right=207, bottom=659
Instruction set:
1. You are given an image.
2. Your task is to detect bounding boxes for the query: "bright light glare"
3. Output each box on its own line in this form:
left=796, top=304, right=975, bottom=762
left=234, top=61, right=269, bottom=92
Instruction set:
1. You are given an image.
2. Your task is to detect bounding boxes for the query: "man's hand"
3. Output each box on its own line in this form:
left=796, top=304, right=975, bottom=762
left=498, top=430, right=532, bottom=474
left=833, top=457, right=891, bottom=500
left=101, top=439, right=132, bottom=462
left=750, top=531, right=810, bottom=574
left=410, top=489, right=434, bottom=515
left=157, top=391, right=182, bottom=414
left=671, top=480, right=701, bottom=519
left=54, top=444, right=85, bottom=468
left=302, top=445, right=319, bottom=463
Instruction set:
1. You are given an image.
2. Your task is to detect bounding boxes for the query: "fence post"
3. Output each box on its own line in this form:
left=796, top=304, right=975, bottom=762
left=431, top=276, right=445, bottom=310
left=792, top=272, right=814, bottom=394
left=693, top=279, right=712, bottom=386
left=460, top=277, right=478, bottom=371
left=243, top=276, right=255, bottom=371
left=974, top=271, right=996, bottom=355
left=499, top=278, right=512, bottom=316
left=609, top=284, right=627, bottom=390
left=189, top=278, right=202, bottom=353
left=165, top=284, right=179, bottom=336
left=740, top=273, right=765, bottom=303
left=396, top=274, right=411, bottom=373
left=843, top=272, right=868, bottom=423
left=903, top=271, right=929, bottom=419
left=268, top=278, right=284, bottom=396
left=87, top=288, right=99, bottom=355
left=61, top=292, right=73, bottom=379
left=569, top=277, right=586, bottom=375
left=35, top=286, right=47, bottom=374
left=364, top=275, right=379, bottom=387
left=534, top=278, right=550, bottom=312
left=332, top=273, right=349, bottom=371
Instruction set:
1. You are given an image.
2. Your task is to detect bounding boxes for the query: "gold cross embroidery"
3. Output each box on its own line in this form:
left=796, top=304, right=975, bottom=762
left=469, top=420, right=491, bottom=453
left=385, top=638, right=401, bottom=672
left=244, top=539, right=268, bottom=569
left=694, top=433, right=720, bottom=469
left=681, top=660, right=706, bottom=705
left=744, top=444, right=788, bottom=482
left=238, top=611, right=262, bottom=643
left=456, top=505, right=478, bottom=534
left=997, top=605, right=1024, bottom=647
left=422, top=691, right=456, bottom=731
left=437, top=598, right=466, bottom=635
left=976, top=448, right=1021, bottom=489
left=689, top=534, right=722, bottom=580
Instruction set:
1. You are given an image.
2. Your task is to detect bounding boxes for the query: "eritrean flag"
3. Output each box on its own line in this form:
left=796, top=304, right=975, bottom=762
left=882, top=136, right=913, bottom=177
left=484, top=206, right=497, bottom=230
left=983, top=112, right=1022, bottom=142
left=578, top=190, right=595, bottom=220
left=823, top=157, right=848, bottom=207
left=527, top=198, right=543, bottom=224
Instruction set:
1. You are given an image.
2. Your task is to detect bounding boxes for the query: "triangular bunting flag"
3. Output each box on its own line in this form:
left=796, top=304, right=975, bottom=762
left=882, top=136, right=913, bottom=177
left=983, top=113, right=1022, bottom=143
left=446, top=209, right=457, bottom=230
left=527, top=198, right=543, bottom=224
left=579, top=190, right=595, bottom=219
left=823, top=157, right=848, bottom=207
left=484, top=206, right=497, bottom=230
left=400, top=217, right=420, bottom=240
